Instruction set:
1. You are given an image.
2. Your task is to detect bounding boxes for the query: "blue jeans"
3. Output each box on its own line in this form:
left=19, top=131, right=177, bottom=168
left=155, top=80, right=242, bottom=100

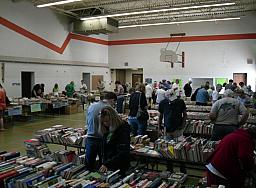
left=128, top=117, right=147, bottom=135
left=86, top=137, right=102, bottom=171
left=116, top=96, right=125, bottom=113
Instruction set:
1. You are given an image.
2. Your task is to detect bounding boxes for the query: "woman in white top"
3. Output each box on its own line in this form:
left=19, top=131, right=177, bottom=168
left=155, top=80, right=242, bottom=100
left=145, top=83, right=153, bottom=108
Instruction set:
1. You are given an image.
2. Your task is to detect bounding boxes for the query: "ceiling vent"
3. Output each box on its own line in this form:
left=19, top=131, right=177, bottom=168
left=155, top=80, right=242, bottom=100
left=73, top=17, right=118, bottom=35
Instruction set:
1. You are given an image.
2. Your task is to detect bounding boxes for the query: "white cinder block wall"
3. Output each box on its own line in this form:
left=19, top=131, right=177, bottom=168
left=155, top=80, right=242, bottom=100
left=3, top=62, right=111, bottom=97
left=109, top=13, right=256, bottom=90
left=0, top=0, right=110, bottom=97
left=1, top=0, right=256, bottom=96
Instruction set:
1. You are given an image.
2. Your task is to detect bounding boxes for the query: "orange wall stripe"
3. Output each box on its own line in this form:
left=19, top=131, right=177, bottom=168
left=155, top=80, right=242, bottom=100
left=70, top=33, right=109, bottom=45
left=0, top=17, right=63, bottom=53
left=108, top=33, right=256, bottom=45
left=0, top=17, right=108, bottom=54
left=1, top=17, right=256, bottom=53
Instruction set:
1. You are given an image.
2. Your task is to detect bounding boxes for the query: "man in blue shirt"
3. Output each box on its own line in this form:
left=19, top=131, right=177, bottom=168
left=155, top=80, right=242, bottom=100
left=86, top=92, right=117, bottom=171
left=196, top=85, right=209, bottom=106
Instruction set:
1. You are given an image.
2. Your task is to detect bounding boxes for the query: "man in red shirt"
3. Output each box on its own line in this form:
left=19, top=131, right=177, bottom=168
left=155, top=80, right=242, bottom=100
left=206, top=127, right=256, bottom=187
left=0, top=84, right=6, bottom=131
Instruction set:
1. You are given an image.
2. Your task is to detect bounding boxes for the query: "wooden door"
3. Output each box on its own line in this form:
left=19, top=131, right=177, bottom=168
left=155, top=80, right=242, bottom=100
left=233, top=73, right=247, bottom=85
left=92, top=75, right=103, bottom=91
left=132, top=74, right=143, bottom=87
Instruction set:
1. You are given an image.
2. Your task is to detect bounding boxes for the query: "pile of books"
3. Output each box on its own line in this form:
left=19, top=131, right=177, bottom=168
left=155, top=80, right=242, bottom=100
left=168, top=172, right=187, bottom=184
left=185, top=101, right=212, bottom=106
left=186, top=105, right=212, bottom=112
left=146, top=137, right=219, bottom=163
left=131, top=135, right=151, bottom=150
left=183, top=120, right=213, bottom=137
left=0, top=151, right=20, bottom=161
left=246, top=116, right=256, bottom=124
left=73, top=154, right=86, bottom=165
left=0, top=155, right=65, bottom=188
left=61, top=164, right=86, bottom=180
left=53, top=150, right=76, bottom=164
left=35, top=125, right=86, bottom=147
left=1, top=151, right=196, bottom=188
left=24, top=139, right=51, bottom=158
left=187, top=112, right=209, bottom=120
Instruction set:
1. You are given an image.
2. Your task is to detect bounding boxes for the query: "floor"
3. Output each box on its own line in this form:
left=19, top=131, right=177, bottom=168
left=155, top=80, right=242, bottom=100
left=0, top=112, right=85, bottom=154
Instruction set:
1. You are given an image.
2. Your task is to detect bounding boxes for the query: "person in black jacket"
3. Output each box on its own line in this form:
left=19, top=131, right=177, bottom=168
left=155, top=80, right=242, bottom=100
left=98, top=106, right=130, bottom=176
left=183, top=81, right=192, bottom=97
left=128, top=83, right=148, bottom=135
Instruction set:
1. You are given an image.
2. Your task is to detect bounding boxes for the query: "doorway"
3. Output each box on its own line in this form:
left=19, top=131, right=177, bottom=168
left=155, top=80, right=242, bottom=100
left=233, top=73, right=247, bottom=85
left=132, top=74, right=143, bottom=87
left=92, top=75, right=103, bottom=91
left=21, top=72, right=34, bottom=98
left=116, top=69, right=126, bottom=85
left=82, top=73, right=90, bottom=92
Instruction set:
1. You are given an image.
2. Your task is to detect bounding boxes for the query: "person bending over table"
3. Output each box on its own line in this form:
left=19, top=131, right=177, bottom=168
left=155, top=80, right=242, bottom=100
left=98, top=106, right=130, bottom=176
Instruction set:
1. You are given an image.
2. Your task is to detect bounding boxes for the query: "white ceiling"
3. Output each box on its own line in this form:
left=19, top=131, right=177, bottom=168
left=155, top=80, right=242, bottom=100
left=28, top=0, right=256, bottom=27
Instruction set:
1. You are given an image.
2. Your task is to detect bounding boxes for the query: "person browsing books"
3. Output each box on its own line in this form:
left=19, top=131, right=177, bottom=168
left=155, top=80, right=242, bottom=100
left=98, top=106, right=130, bottom=176
left=86, top=92, right=117, bottom=171
left=158, top=89, right=187, bottom=139
left=209, top=89, right=249, bottom=141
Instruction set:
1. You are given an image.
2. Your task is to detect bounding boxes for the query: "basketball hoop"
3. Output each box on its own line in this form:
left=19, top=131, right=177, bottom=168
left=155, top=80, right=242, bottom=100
left=164, top=52, right=185, bottom=68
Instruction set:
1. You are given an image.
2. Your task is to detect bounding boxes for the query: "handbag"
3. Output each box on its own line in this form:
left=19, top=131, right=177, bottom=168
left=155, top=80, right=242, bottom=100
left=136, top=92, right=149, bottom=121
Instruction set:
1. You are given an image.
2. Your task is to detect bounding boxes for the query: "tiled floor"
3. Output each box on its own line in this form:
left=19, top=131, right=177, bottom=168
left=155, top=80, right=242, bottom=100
left=0, top=112, right=85, bottom=153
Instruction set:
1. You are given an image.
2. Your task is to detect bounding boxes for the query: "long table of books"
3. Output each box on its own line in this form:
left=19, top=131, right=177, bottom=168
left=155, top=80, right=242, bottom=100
left=130, top=135, right=219, bottom=173
left=0, top=146, right=207, bottom=188
left=32, top=125, right=214, bottom=176
left=34, top=125, right=86, bottom=153
left=9, top=97, right=81, bottom=120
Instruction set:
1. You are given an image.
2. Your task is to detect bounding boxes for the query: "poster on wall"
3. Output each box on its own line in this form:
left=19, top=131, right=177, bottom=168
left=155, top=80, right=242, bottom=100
left=145, top=78, right=152, bottom=84
left=215, top=78, right=228, bottom=86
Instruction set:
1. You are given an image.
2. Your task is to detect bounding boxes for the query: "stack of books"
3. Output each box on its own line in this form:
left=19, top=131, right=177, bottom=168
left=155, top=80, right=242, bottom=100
left=53, top=150, right=76, bottom=164
left=35, top=125, right=86, bottom=147
left=61, top=164, right=86, bottom=180
left=187, top=112, right=209, bottom=120
left=148, top=137, right=219, bottom=162
left=73, top=154, right=86, bottom=165
left=0, top=154, right=63, bottom=188
left=24, top=139, right=51, bottom=158
left=0, top=151, right=20, bottom=161
left=169, top=172, right=187, bottom=184
left=186, top=105, right=212, bottom=112
left=183, top=120, right=213, bottom=137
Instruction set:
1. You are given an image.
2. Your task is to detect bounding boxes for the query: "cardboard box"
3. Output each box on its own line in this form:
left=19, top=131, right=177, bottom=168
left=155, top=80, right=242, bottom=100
left=77, top=105, right=84, bottom=113
left=64, top=104, right=78, bottom=114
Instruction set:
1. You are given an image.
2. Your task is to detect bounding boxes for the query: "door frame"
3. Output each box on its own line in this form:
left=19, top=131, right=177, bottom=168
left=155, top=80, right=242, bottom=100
left=21, top=71, right=34, bottom=98
left=132, top=73, right=143, bottom=87
left=233, top=73, right=247, bottom=85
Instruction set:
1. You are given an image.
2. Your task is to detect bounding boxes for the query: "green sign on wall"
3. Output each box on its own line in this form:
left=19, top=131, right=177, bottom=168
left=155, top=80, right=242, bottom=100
left=215, top=78, right=228, bottom=86
left=172, top=79, right=183, bottom=88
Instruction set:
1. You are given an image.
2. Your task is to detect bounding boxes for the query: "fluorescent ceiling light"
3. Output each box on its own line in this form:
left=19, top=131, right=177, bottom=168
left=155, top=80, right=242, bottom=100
left=118, top=17, right=241, bottom=29
left=37, top=0, right=82, bottom=8
left=81, top=2, right=235, bottom=20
